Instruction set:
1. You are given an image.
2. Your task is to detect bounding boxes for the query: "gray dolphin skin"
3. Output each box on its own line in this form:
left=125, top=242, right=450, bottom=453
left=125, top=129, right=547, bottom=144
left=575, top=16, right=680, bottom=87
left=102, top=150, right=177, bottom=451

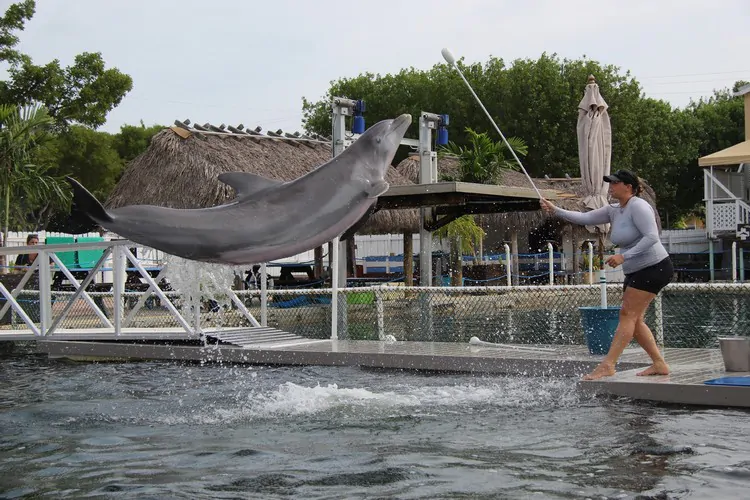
left=67, top=114, right=412, bottom=265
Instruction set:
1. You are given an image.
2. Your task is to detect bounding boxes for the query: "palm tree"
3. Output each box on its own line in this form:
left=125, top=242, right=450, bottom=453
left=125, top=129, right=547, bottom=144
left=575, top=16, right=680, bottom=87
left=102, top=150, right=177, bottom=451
left=0, top=103, right=69, bottom=255
left=434, top=215, right=485, bottom=286
left=439, top=127, right=528, bottom=184
left=437, top=128, right=529, bottom=285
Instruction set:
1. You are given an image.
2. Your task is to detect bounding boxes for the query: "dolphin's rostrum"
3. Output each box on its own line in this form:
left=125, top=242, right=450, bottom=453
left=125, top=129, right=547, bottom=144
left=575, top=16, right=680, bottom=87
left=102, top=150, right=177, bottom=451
left=68, top=114, right=412, bottom=265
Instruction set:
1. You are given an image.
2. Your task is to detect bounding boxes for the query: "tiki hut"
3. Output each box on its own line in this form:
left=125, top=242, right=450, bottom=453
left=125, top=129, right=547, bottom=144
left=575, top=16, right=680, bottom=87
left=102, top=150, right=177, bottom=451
left=397, top=154, right=661, bottom=283
left=106, top=121, right=420, bottom=279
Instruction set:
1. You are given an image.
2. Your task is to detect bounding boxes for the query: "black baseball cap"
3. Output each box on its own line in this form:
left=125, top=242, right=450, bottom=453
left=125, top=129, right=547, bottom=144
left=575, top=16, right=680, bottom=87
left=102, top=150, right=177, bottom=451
left=603, top=169, right=639, bottom=188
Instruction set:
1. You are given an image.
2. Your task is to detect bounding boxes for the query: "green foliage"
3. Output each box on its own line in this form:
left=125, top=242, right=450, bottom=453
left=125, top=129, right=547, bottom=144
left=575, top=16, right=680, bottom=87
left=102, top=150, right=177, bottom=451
left=0, top=1, right=133, bottom=128
left=0, top=0, right=33, bottom=65
left=34, top=122, right=165, bottom=230
left=0, top=103, right=70, bottom=242
left=581, top=252, right=601, bottom=271
left=36, top=126, right=124, bottom=200
left=302, top=54, right=747, bottom=227
left=114, top=121, right=164, bottom=163
left=439, top=127, right=527, bottom=183
left=434, top=215, right=485, bottom=255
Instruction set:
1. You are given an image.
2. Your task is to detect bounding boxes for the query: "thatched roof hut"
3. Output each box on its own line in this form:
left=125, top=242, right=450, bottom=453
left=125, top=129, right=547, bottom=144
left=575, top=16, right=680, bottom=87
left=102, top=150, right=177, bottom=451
left=396, top=154, right=661, bottom=236
left=105, top=122, right=420, bottom=234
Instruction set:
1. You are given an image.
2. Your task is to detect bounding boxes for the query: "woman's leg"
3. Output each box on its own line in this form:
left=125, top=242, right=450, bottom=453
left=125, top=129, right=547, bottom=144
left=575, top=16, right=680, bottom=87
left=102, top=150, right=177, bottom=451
left=582, top=286, right=656, bottom=380
left=633, top=313, right=670, bottom=376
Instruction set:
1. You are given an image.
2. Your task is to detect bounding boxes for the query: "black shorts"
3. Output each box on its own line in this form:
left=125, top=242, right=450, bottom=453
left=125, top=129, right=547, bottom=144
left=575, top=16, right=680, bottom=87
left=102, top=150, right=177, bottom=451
left=623, top=256, right=674, bottom=295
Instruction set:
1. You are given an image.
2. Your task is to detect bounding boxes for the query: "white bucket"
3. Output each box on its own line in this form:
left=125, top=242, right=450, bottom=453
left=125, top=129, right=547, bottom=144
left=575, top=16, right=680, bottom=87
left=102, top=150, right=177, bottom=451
left=718, top=337, right=750, bottom=372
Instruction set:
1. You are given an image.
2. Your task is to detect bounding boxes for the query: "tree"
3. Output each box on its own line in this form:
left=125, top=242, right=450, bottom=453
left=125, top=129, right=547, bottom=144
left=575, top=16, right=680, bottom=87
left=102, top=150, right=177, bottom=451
left=0, top=1, right=133, bottom=128
left=434, top=215, right=485, bottom=286
left=302, top=55, right=749, bottom=227
left=0, top=103, right=69, bottom=247
left=113, top=122, right=164, bottom=164
left=439, top=127, right=528, bottom=183
left=34, top=122, right=165, bottom=232
left=302, top=53, right=642, bottom=179
left=40, top=126, right=124, bottom=198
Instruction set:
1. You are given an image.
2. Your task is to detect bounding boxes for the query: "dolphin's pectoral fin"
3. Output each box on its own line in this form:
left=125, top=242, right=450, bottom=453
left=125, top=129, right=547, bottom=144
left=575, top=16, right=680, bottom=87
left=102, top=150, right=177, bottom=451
left=367, top=180, right=389, bottom=199
left=341, top=202, right=380, bottom=241
left=218, top=172, right=284, bottom=200
left=66, top=176, right=114, bottom=224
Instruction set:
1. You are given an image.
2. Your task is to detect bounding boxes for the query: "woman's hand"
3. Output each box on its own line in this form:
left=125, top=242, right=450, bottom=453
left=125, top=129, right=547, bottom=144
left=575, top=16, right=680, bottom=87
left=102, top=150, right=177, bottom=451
left=605, top=254, right=624, bottom=268
left=539, top=198, right=556, bottom=215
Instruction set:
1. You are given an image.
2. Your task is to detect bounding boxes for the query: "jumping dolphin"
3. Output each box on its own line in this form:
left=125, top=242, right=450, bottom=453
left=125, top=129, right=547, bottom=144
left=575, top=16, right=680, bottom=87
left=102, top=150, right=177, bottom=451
left=68, top=114, right=412, bottom=265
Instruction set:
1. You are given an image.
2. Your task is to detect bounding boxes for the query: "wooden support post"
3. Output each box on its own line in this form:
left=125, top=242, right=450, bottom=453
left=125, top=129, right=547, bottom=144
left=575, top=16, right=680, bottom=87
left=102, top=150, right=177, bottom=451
left=347, top=237, right=356, bottom=277
left=327, top=241, right=333, bottom=275
left=403, top=232, right=413, bottom=286
left=314, top=246, right=324, bottom=279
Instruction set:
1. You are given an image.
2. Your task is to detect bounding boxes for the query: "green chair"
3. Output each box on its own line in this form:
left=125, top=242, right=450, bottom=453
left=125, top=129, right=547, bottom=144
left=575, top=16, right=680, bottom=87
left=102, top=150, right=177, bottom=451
left=45, top=236, right=77, bottom=269
left=76, top=236, right=106, bottom=269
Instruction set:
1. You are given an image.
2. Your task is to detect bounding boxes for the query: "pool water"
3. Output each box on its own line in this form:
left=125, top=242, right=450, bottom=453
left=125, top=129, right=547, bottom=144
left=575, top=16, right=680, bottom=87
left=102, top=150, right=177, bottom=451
left=1, top=345, right=748, bottom=499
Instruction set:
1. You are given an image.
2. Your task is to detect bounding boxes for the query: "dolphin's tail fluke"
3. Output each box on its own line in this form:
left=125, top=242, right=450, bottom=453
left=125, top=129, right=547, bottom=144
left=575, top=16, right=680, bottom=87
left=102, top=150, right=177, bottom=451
left=66, top=176, right=114, bottom=224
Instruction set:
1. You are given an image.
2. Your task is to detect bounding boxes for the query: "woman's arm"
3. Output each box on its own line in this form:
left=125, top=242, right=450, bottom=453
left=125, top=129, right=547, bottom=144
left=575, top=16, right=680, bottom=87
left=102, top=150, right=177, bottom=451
left=552, top=205, right=611, bottom=226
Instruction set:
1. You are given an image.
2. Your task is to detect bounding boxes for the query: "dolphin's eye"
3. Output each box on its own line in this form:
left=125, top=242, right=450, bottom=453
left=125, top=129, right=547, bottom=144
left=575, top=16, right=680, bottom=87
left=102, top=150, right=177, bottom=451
left=376, top=138, right=382, bottom=143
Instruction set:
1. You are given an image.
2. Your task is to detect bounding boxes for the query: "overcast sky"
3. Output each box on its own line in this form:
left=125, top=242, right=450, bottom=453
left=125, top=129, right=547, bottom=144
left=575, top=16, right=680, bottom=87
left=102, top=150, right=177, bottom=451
left=6, top=0, right=750, bottom=134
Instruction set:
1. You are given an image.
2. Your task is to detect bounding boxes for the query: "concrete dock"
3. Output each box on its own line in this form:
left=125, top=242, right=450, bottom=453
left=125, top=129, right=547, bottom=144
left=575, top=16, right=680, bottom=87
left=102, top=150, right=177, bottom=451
left=31, top=331, right=750, bottom=409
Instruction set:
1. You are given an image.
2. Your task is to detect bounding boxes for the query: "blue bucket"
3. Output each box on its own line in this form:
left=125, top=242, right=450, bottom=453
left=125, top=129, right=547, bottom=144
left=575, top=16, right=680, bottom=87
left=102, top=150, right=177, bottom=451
left=579, top=306, right=621, bottom=355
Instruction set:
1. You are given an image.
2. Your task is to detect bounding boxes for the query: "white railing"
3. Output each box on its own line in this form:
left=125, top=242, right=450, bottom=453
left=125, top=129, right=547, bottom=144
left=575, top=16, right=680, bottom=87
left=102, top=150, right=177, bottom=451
left=709, top=198, right=750, bottom=235
left=0, top=239, right=262, bottom=337
left=704, top=168, right=750, bottom=238
left=0, top=239, right=608, bottom=337
left=4, top=239, right=749, bottom=346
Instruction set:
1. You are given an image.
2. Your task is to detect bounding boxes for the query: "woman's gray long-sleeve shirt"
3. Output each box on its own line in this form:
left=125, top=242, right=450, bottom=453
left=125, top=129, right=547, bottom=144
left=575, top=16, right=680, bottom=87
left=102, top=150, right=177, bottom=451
left=552, top=197, right=669, bottom=275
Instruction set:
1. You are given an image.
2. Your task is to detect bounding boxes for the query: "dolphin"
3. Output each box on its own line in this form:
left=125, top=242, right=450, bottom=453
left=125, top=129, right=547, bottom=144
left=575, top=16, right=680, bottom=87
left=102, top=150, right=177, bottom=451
left=68, top=114, right=412, bottom=265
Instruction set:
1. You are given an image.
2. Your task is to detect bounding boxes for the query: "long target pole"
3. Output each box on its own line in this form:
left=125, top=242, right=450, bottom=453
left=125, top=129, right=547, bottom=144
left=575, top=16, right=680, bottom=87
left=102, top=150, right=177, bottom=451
left=441, top=48, right=543, bottom=200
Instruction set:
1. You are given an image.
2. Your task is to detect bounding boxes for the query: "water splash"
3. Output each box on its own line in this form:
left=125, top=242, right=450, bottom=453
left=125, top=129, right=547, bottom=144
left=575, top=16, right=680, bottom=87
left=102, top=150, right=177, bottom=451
left=162, top=255, right=248, bottom=329
left=170, top=377, right=583, bottom=424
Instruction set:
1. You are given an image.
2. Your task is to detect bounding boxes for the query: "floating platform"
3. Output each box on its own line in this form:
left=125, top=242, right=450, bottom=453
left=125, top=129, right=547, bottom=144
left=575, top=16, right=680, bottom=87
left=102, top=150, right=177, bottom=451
left=29, top=332, right=749, bottom=409
left=578, top=348, right=749, bottom=408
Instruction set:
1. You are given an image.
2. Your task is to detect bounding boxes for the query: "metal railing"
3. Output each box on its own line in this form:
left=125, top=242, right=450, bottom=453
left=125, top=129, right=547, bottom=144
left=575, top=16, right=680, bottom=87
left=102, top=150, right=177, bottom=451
left=2, top=240, right=749, bottom=349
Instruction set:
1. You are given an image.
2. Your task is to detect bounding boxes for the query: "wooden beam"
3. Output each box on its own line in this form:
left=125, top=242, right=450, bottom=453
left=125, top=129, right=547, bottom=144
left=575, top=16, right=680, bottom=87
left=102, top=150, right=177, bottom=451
left=434, top=201, right=542, bottom=215
left=403, top=232, right=413, bottom=286
left=424, top=211, right=463, bottom=232
left=314, top=246, right=324, bottom=279
left=382, top=181, right=562, bottom=200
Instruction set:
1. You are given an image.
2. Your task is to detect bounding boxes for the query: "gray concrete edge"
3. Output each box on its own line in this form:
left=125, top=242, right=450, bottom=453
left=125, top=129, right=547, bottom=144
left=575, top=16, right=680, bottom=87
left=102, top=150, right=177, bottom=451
left=35, top=340, right=648, bottom=378
left=579, top=379, right=750, bottom=409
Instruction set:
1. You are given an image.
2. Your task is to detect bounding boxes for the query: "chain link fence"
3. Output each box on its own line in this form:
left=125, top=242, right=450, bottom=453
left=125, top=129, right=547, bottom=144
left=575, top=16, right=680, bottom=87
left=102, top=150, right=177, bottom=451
left=3, top=282, right=749, bottom=349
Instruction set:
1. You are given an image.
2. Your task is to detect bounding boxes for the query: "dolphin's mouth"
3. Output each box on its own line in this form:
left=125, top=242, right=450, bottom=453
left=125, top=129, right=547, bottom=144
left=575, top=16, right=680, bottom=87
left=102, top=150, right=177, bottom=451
left=387, top=114, right=412, bottom=139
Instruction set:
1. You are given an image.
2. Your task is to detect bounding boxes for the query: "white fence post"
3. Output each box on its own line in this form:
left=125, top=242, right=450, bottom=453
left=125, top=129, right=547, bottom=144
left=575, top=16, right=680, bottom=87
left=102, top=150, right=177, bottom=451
left=331, top=238, right=339, bottom=340
left=547, top=242, right=554, bottom=286
left=654, top=294, right=664, bottom=346
left=260, top=263, right=268, bottom=327
left=741, top=247, right=746, bottom=282
left=37, top=249, right=52, bottom=335
left=375, top=288, right=384, bottom=340
left=113, top=245, right=125, bottom=335
left=504, top=243, right=511, bottom=287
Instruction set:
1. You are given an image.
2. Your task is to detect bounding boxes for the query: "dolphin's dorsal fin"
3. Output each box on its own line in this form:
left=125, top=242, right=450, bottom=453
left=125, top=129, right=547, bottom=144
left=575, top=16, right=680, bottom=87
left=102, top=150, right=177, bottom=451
left=218, top=172, right=283, bottom=200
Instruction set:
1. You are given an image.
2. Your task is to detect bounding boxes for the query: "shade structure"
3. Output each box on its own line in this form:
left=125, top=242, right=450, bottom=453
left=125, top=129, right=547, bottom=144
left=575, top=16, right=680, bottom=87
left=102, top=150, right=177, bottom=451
left=698, top=140, right=750, bottom=167
left=576, top=75, right=612, bottom=234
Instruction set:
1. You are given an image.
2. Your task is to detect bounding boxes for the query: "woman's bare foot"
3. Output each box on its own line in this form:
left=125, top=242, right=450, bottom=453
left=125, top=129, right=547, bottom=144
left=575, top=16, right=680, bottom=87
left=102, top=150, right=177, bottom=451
left=582, top=362, right=616, bottom=381
left=636, top=361, right=670, bottom=376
